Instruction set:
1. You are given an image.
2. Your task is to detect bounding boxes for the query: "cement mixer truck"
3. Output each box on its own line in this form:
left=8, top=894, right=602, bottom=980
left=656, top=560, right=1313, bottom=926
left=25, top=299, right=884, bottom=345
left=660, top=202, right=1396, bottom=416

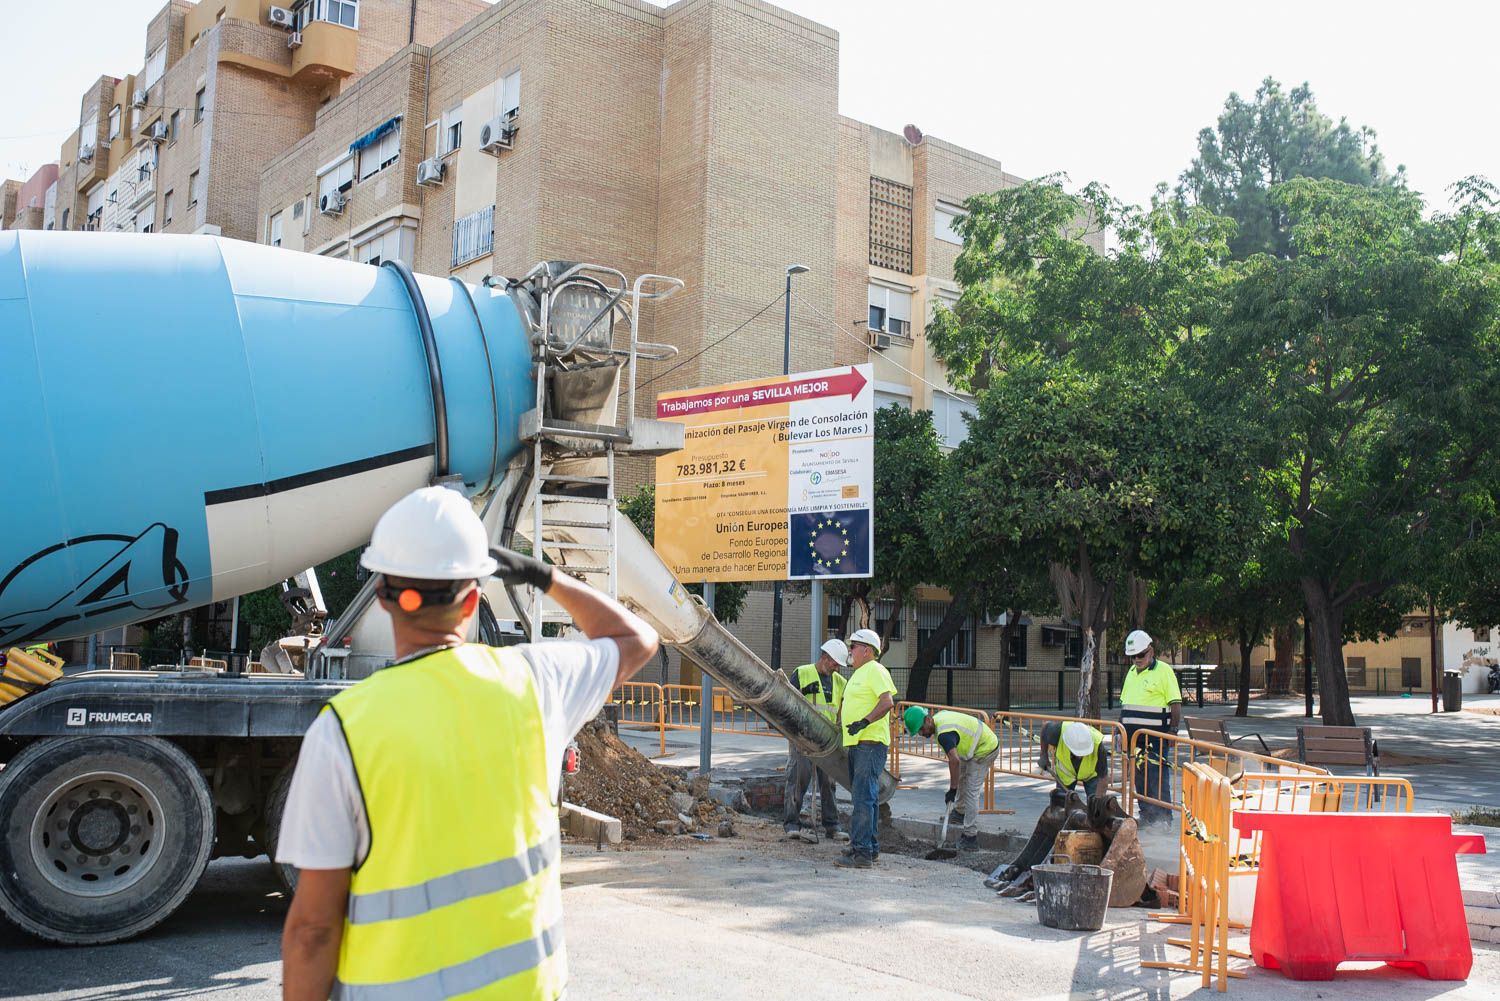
left=0, top=231, right=892, bottom=944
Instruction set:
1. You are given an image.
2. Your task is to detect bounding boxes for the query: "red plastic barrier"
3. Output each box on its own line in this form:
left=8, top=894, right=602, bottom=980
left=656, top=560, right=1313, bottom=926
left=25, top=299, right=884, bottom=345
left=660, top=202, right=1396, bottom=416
left=1233, top=811, right=1486, bottom=981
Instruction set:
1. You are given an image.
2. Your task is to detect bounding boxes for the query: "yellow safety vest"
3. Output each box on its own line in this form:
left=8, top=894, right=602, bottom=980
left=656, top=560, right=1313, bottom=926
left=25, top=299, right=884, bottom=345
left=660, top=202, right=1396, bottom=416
left=1055, top=726, right=1103, bottom=786
left=841, top=660, right=896, bottom=747
left=328, top=644, right=564, bottom=1001
left=795, top=663, right=845, bottom=718
left=932, top=710, right=998, bottom=761
left=1119, top=659, right=1181, bottom=729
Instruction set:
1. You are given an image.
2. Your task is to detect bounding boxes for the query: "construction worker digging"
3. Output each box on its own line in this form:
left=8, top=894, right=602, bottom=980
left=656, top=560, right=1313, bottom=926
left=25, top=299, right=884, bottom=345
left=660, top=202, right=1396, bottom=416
left=835, top=628, right=897, bottom=869
left=902, top=705, right=999, bottom=851
left=785, top=639, right=852, bottom=844
left=1119, top=629, right=1182, bottom=826
left=278, top=486, right=659, bottom=1001
left=1039, top=720, right=1110, bottom=799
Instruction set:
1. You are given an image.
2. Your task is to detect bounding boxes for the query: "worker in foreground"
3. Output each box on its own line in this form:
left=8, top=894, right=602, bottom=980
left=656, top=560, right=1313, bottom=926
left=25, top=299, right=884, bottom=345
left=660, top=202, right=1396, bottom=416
left=1119, top=629, right=1181, bottom=825
left=902, top=705, right=999, bottom=850
left=785, top=638, right=852, bottom=843
left=1039, top=720, right=1110, bottom=798
left=836, top=628, right=897, bottom=868
left=278, top=486, right=659, bottom=1001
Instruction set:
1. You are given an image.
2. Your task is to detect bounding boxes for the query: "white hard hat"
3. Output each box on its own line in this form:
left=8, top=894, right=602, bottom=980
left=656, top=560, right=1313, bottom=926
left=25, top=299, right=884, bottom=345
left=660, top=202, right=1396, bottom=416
left=848, top=628, right=882, bottom=654
left=1062, top=721, right=1095, bottom=758
left=819, top=638, right=850, bottom=668
left=1124, top=629, right=1153, bottom=657
left=361, top=486, right=498, bottom=580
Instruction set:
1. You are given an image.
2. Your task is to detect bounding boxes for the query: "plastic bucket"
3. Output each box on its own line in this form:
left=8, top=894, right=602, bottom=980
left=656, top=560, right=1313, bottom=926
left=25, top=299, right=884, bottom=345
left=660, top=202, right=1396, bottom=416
left=1032, top=857, right=1114, bottom=931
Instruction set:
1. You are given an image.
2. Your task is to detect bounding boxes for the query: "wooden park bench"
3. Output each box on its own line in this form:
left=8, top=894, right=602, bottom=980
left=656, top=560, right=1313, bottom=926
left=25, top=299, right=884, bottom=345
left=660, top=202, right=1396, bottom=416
left=1184, top=715, right=1272, bottom=756
left=1298, top=724, right=1382, bottom=805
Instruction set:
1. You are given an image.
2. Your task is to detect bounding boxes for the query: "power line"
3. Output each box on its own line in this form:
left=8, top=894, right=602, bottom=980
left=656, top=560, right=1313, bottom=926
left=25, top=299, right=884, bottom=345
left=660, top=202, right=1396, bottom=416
left=639, top=291, right=788, bottom=391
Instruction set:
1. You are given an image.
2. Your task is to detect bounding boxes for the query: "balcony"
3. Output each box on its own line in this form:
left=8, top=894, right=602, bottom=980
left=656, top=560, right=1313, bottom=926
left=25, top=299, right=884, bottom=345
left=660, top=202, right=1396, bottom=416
left=291, top=19, right=356, bottom=82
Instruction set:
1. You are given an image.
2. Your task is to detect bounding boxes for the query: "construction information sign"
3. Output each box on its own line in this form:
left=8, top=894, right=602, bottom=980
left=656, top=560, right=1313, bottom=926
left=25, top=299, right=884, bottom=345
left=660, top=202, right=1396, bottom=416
left=654, top=364, right=875, bottom=582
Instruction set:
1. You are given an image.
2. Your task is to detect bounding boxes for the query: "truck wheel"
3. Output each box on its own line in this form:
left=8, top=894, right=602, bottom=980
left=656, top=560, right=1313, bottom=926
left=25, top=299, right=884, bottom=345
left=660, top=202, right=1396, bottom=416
left=263, top=765, right=300, bottom=895
left=0, top=736, right=214, bottom=944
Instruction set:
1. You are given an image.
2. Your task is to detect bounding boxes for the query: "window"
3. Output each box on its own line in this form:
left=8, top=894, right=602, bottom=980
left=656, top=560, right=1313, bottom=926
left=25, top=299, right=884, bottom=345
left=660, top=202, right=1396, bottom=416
left=268, top=211, right=283, bottom=247
left=169, top=110, right=180, bottom=143
left=916, top=600, right=974, bottom=668
left=163, top=189, right=174, bottom=224
left=143, top=44, right=166, bottom=89
left=499, top=71, right=521, bottom=115
left=132, top=105, right=143, bottom=131
left=136, top=202, right=155, bottom=234
left=930, top=391, right=977, bottom=448
left=187, top=171, right=200, bottom=207
left=194, top=88, right=206, bottom=124
left=869, top=175, right=913, bottom=273
left=318, top=154, right=355, bottom=204
left=440, top=106, right=462, bottom=155
left=61, top=208, right=70, bottom=230
left=934, top=202, right=965, bottom=245
left=1401, top=657, right=1423, bottom=689
left=873, top=389, right=911, bottom=412
left=355, top=227, right=412, bottom=267
left=81, top=110, right=98, bottom=145
left=292, top=199, right=304, bottom=219
left=1346, top=656, right=1367, bottom=686
left=358, top=125, right=400, bottom=181
left=1477, top=626, right=1492, bottom=643
left=108, top=106, right=122, bottom=139
left=300, top=0, right=360, bottom=28
left=1062, top=634, right=1083, bottom=669
left=85, top=186, right=104, bottom=231
left=867, top=284, right=912, bottom=337
left=873, top=599, right=905, bottom=642
left=1007, top=625, right=1029, bottom=668
left=452, top=205, right=495, bottom=268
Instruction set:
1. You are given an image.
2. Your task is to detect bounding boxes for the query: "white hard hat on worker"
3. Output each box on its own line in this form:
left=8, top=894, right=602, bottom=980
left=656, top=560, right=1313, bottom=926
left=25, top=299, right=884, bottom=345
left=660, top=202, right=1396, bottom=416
left=361, top=486, right=498, bottom=580
left=1124, top=629, right=1153, bottom=658
left=819, top=638, right=850, bottom=668
left=1062, top=721, right=1095, bottom=758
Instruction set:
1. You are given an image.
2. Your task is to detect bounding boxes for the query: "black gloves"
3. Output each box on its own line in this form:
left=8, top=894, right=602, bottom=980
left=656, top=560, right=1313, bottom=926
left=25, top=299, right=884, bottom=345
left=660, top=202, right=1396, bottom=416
left=846, top=719, right=870, bottom=736
left=490, top=546, right=553, bottom=590
left=800, top=681, right=821, bottom=695
left=944, top=787, right=958, bottom=805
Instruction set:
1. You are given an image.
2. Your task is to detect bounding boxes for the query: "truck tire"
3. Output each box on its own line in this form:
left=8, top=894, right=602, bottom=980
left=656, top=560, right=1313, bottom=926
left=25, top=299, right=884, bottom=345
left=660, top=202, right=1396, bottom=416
left=263, top=764, right=300, bottom=895
left=0, top=735, right=214, bottom=945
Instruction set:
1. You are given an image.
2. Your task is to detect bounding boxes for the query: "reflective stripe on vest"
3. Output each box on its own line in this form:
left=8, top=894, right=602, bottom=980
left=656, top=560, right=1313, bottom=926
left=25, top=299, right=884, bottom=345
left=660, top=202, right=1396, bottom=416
left=330, top=644, right=565, bottom=1001
left=933, top=710, right=998, bottom=761
left=1055, top=730, right=1103, bottom=787
left=795, top=663, right=843, bottom=718
left=1120, top=660, right=1175, bottom=728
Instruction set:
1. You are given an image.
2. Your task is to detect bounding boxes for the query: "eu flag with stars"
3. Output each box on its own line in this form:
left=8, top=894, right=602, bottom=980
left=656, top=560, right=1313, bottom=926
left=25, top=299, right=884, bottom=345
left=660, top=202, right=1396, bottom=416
left=789, top=509, right=871, bottom=578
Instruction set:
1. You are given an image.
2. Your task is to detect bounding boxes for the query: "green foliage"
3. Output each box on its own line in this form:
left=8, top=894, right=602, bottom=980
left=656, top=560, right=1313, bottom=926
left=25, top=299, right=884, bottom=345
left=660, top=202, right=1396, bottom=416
left=620, top=484, right=746, bottom=624
left=1176, top=77, right=1402, bottom=259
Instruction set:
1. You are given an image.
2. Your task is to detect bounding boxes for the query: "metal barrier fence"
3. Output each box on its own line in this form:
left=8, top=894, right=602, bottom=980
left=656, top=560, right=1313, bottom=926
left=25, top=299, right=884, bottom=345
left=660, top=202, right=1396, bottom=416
left=659, top=684, right=782, bottom=737
left=608, top=682, right=667, bottom=757
left=888, top=700, right=1005, bottom=813
left=1126, top=729, right=1330, bottom=817
left=991, top=710, right=1132, bottom=805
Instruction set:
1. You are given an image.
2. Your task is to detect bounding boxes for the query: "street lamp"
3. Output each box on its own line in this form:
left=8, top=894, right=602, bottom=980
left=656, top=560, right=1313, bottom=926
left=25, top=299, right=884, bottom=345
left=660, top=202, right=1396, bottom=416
left=772, top=264, right=810, bottom=673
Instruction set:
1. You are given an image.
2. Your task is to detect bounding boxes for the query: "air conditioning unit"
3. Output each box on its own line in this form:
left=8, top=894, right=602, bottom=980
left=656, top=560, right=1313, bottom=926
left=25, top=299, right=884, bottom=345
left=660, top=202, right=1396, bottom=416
left=132, top=88, right=148, bottom=109
left=1040, top=626, right=1070, bottom=648
left=148, top=120, right=169, bottom=143
left=477, top=113, right=516, bottom=154
left=980, top=611, right=1007, bottom=628
left=415, top=157, right=446, bottom=187
left=319, top=190, right=346, bottom=216
left=78, top=143, right=96, bottom=163
left=868, top=331, right=892, bottom=351
left=287, top=30, right=303, bottom=49
left=268, top=5, right=295, bottom=28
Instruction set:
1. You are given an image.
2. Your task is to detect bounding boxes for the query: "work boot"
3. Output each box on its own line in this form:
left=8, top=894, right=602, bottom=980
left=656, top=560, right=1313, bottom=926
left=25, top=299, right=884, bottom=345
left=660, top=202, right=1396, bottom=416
left=794, top=828, right=819, bottom=845
left=834, top=853, right=873, bottom=869
left=826, top=829, right=849, bottom=843
left=783, top=826, right=802, bottom=840
left=958, top=834, right=979, bottom=851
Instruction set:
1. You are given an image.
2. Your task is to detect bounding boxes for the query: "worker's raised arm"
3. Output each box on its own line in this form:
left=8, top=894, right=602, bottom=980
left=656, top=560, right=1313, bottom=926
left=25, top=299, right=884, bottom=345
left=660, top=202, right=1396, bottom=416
left=491, top=547, right=659, bottom=685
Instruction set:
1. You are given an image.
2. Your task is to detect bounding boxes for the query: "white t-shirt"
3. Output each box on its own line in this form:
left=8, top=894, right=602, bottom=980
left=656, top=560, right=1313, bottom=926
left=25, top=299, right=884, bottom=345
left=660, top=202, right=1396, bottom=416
left=275, top=638, right=619, bottom=870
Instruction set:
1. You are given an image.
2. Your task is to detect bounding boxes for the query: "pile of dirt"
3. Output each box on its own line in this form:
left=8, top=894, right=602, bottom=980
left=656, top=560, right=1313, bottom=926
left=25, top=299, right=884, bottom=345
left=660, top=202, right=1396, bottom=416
left=562, top=718, right=733, bottom=840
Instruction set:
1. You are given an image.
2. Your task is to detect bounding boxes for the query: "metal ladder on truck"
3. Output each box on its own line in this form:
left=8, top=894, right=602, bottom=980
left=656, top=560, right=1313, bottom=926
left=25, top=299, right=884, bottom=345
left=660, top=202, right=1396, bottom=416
left=499, top=262, right=685, bottom=641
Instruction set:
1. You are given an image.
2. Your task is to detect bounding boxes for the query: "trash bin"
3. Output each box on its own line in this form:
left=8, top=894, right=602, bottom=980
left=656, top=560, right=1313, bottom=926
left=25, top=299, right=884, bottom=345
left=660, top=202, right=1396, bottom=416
left=1442, top=671, right=1462, bottom=712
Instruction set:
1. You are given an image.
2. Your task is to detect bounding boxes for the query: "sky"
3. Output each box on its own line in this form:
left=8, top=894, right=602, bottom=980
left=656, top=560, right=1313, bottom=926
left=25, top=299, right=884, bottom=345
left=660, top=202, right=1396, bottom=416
left=3, top=0, right=1496, bottom=211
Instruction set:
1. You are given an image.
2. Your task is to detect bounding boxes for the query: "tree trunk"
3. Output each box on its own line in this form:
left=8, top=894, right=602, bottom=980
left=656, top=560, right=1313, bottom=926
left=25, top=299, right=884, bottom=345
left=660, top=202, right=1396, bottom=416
left=998, top=614, right=1017, bottom=711
left=1236, top=619, right=1255, bottom=718
left=1300, top=578, right=1357, bottom=726
left=905, top=588, right=972, bottom=703
left=1269, top=624, right=1295, bottom=694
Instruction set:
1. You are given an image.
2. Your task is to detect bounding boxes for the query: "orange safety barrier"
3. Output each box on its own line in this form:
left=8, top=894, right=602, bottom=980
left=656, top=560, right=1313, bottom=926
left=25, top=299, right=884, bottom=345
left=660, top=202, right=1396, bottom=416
left=1142, top=762, right=1246, bottom=991
left=660, top=684, right=782, bottom=739
left=990, top=709, right=1132, bottom=807
left=608, top=682, right=667, bottom=757
left=1126, top=729, right=1328, bottom=818
left=109, top=650, right=141, bottom=671
left=890, top=701, right=1008, bottom=814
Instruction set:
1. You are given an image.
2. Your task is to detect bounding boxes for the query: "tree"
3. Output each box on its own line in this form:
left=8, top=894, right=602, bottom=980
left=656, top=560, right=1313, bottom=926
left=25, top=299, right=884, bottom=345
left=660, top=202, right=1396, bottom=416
left=619, top=484, right=746, bottom=623
left=1177, top=77, right=1402, bottom=259
left=1201, top=178, right=1500, bottom=725
left=928, top=178, right=1253, bottom=718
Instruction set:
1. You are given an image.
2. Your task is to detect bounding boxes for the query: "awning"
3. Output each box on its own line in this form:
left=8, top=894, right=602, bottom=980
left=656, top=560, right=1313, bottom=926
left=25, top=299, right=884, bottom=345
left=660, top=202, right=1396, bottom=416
left=349, top=116, right=401, bottom=153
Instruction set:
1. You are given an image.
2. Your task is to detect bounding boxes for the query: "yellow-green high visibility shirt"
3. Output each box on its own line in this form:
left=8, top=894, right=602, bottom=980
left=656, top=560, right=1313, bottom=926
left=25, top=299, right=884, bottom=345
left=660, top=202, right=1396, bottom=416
left=794, top=663, right=845, bottom=719
left=931, top=710, right=999, bottom=760
left=840, top=659, right=897, bottom=746
left=1119, top=658, right=1182, bottom=729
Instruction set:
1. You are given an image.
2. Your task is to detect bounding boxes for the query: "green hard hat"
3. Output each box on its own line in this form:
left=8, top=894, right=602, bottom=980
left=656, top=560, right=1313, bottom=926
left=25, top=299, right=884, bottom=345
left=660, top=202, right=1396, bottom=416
left=902, top=705, right=929, bottom=736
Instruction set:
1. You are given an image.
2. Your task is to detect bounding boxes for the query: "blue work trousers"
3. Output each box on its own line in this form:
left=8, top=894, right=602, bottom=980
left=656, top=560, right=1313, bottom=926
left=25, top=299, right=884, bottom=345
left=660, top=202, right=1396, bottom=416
left=847, top=741, right=887, bottom=859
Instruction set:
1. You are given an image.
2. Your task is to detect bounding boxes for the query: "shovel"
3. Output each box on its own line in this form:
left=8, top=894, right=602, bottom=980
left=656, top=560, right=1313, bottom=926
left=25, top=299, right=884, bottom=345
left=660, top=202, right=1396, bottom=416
left=925, top=803, right=958, bottom=860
